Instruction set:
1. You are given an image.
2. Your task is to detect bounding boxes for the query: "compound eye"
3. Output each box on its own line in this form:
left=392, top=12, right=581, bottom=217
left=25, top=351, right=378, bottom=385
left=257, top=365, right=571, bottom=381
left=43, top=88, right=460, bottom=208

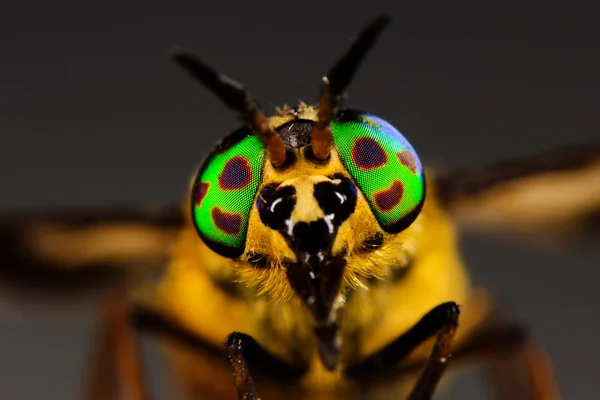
left=191, top=131, right=265, bottom=257
left=331, top=111, right=425, bottom=233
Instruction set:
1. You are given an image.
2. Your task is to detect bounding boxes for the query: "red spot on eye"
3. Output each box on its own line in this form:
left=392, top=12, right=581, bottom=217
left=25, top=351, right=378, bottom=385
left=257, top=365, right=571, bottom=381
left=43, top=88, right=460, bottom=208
left=211, top=207, right=243, bottom=235
left=351, top=137, right=388, bottom=170
left=374, top=180, right=404, bottom=212
left=397, top=151, right=418, bottom=174
left=219, top=156, right=252, bottom=190
left=194, top=182, right=210, bottom=208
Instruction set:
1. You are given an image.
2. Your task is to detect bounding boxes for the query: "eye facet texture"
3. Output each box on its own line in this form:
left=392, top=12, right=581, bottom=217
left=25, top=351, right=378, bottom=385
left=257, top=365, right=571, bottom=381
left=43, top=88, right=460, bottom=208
left=192, top=133, right=265, bottom=257
left=332, top=111, right=425, bottom=232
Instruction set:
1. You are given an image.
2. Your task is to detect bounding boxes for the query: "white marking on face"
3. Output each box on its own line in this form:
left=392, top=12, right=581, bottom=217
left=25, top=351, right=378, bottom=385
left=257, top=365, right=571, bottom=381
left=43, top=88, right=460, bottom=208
left=324, top=214, right=335, bottom=234
left=270, top=197, right=282, bottom=213
left=285, top=219, right=294, bottom=236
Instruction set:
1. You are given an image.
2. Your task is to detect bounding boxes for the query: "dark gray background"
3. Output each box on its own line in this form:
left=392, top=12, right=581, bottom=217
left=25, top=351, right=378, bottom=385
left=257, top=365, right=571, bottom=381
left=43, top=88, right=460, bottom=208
left=0, top=1, right=599, bottom=399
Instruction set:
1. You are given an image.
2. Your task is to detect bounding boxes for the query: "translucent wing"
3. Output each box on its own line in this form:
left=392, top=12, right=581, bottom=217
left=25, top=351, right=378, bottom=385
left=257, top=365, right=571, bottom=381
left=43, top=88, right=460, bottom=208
left=436, top=140, right=600, bottom=245
left=0, top=204, right=184, bottom=298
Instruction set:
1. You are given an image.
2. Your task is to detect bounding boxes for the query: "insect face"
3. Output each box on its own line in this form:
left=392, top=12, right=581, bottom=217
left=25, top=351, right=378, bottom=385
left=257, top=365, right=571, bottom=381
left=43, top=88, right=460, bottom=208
left=190, top=103, right=425, bottom=368
left=192, top=107, right=425, bottom=253
left=176, top=12, right=429, bottom=372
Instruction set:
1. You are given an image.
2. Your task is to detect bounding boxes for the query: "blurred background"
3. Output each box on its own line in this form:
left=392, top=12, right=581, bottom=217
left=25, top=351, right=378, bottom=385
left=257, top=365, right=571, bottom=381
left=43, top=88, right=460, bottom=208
left=0, top=1, right=599, bottom=399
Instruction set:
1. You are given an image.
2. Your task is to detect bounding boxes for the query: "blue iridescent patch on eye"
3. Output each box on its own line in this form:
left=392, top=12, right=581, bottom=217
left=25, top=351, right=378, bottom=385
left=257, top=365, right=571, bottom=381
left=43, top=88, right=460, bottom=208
left=332, top=110, right=426, bottom=233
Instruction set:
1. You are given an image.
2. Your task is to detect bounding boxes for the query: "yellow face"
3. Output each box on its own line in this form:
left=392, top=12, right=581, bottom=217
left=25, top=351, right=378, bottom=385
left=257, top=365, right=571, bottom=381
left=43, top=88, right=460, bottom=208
left=242, top=133, right=405, bottom=277
left=189, top=104, right=427, bottom=370
left=241, top=132, right=384, bottom=296
left=177, top=16, right=429, bottom=371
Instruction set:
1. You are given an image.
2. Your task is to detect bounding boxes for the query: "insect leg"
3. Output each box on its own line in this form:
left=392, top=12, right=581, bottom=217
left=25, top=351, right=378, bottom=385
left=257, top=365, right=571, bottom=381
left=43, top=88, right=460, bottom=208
left=82, top=292, right=150, bottom=400
left=132, top=306, right=308, bottom=400
left=395, top=313, right=560, bottom=400
left=485, top=342, right=559, bottom=400
left=345, top=301, right=460, bottom=399
left=405, top=303, right=459, bottom=400
left=226, top=333, right=260, bottom=400
left=450, top=316, right=560, bottom=400
left=81, top=298, right=118, bottom=400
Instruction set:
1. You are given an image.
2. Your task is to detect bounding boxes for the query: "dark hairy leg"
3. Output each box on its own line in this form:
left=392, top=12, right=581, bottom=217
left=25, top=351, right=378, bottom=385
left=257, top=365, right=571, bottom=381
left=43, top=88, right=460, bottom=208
left=345, top=301, right=461, bottom=400
left=84, top=297, right=556, bottom=400
left=352, top=306, right=560, bottom=400
left=407, top=307, right=459, bottom=400
left=132, top=306, right=307, bottom=400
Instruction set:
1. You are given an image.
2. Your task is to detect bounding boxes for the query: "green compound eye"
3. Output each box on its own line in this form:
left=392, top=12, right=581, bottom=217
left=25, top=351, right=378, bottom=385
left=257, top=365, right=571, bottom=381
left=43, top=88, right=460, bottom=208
left=332, top=110, right=426, bottom=233
left=191, top=129, right=265, bottom=257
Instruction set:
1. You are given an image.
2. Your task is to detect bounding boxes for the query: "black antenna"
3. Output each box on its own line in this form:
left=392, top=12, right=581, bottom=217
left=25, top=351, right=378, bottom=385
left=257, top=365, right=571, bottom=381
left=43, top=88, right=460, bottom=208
left=172, top=49, right=287, bottom=167
left=311, top=14, right=392, bottom=161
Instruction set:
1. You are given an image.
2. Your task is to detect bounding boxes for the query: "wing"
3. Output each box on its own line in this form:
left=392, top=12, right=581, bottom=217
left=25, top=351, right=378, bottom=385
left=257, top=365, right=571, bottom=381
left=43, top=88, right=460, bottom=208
left=0, top=204, right=185, bottom=299
left=435, top=140, right=600, bottom=245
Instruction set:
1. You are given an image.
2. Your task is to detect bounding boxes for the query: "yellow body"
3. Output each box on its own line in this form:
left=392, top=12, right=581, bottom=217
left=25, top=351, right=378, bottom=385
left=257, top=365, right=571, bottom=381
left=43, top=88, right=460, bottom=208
left=143, top=108, right=492, bottom=399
